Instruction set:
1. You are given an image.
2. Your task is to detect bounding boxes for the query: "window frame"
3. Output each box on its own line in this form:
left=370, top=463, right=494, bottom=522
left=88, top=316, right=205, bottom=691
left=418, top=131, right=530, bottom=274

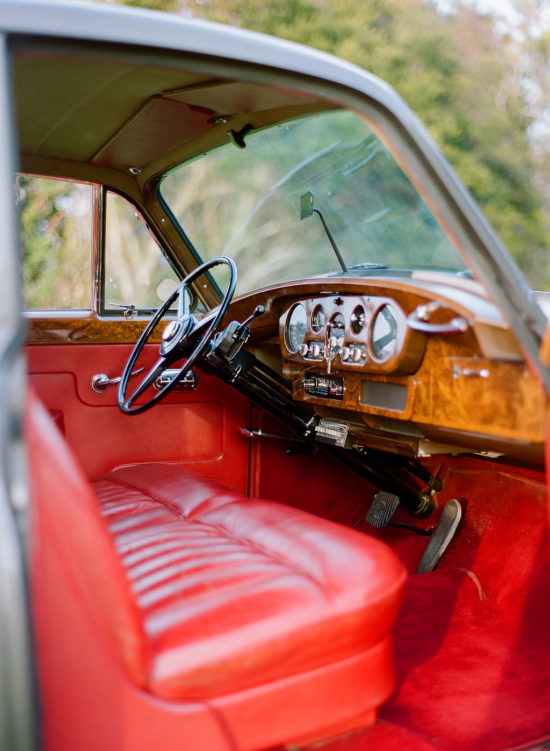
left=20, top=176, right=186, bottom=321
left=98, top=187, right=183, bottom=320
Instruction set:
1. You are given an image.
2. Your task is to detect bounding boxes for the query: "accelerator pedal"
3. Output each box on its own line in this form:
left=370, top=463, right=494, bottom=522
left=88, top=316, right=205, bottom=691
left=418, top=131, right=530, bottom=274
left=366, top=491, right=400, bottom=528
left=416, top=498, right=462, bottom=574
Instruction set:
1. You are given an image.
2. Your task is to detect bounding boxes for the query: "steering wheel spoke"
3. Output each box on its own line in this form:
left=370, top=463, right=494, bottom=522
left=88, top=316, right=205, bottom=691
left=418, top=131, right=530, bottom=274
left=177, top=283, right=190, bottom=320
left=124, top=357, right=168, bottom=408
left=118, top=256, right=237, bottom=415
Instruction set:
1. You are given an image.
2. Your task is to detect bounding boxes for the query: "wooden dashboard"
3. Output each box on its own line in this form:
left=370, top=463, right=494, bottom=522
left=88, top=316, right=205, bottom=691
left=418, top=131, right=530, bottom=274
left=246, top=273, right=548, bottom=465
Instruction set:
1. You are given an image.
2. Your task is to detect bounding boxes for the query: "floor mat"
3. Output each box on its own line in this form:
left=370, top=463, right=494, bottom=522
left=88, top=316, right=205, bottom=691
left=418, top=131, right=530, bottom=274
left=379, top=464, right=550, bottom=751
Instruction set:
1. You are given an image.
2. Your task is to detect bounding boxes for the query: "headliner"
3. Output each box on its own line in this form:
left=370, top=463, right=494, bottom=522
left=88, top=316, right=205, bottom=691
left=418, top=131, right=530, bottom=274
left=13, top=42, right=326, bottom=184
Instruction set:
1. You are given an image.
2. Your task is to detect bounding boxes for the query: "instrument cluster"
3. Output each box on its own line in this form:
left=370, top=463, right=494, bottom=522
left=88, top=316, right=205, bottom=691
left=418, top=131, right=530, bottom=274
left=281, top=294, right=426, bottom=375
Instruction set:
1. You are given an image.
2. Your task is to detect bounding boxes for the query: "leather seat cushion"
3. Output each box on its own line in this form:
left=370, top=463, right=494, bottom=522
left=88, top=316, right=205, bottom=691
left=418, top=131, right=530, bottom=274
left=93, top=463, right=406, bottom=701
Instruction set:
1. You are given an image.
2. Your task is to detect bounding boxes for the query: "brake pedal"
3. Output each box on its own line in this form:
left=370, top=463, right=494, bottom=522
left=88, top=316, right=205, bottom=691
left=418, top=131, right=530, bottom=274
left=366, top=491, right=400, bottom=528
left=416, top=498, right=462, bottom=574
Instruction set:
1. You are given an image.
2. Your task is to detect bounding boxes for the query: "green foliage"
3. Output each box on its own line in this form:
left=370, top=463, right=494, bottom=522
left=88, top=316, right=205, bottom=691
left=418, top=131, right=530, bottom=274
left=101, top=0, right=180, bottom=9
left=95, top=0, right=550, bottom=288
left=18, top=176, right=92, bottom=309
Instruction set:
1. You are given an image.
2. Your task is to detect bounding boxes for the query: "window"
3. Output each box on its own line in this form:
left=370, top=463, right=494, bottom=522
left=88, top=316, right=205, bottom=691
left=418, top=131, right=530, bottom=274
left=17, top=175, right=93, bottom=309
left=160, top=109, right=465, bottom=297
left=18, top=177, right=181, bottom=316
left=103, top=192, right=179, bottom=314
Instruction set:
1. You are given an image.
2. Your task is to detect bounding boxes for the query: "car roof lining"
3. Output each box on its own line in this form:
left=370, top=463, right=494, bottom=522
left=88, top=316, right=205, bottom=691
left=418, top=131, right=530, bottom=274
left=12, top=41, right=329, bottom=187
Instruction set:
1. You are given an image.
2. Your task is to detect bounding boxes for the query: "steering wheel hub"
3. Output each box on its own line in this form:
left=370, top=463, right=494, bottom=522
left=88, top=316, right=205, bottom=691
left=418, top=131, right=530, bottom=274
left=162, top=320, right=181, bottom=342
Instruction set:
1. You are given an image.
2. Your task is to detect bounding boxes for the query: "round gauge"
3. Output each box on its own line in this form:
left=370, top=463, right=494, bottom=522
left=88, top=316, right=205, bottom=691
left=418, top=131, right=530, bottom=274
left=350, top=305, right=366, bottom=334
left=328, top=312, right=345, bottom=341
left=286, top=303, right=308, bottom=353
left=311, top=305, right=325, bottom=333
left=370, top=304, right=398, bottom=361
left=329, top=312, right=345, bottom=329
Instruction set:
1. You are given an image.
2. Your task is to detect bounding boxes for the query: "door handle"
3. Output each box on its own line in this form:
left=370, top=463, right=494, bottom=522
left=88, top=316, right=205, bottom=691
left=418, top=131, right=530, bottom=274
left=91, top=367, right=144, bottom=394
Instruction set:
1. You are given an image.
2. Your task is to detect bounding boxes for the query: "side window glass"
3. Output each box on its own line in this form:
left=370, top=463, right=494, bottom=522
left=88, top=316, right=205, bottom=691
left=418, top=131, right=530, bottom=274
left=104, top=192, right=179, bottom=313
left=17, top=175, right=93, bottom=310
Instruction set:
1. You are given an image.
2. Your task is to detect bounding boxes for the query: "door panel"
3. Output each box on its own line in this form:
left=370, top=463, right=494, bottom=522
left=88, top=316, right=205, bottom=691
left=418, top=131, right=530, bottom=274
left=26, top=344, right=250, bottom=492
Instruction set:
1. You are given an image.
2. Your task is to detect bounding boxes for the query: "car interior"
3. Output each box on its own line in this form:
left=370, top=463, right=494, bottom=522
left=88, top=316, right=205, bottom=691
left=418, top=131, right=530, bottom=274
left=8, top=14, right=550, bottom=751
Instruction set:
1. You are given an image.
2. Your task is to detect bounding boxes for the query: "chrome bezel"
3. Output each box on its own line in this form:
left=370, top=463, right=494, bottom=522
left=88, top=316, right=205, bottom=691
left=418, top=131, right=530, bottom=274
left=311, top=304, right=325, bottom=333
left=369, top=303, right=398, bottom=362
left=285, top=302, right=308, bottom=353
left=350, top=304, right=366, bottom=334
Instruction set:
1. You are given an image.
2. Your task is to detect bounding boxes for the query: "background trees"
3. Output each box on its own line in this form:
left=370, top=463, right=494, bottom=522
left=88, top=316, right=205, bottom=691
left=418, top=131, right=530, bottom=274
left=99, top=0, right=550, bottom=288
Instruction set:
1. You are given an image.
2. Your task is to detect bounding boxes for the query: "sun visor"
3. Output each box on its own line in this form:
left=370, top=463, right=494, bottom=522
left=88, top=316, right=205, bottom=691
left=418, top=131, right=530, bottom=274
left=91, top=95, right=214, bottom=169
left=165, top=81, right=318, bottom=113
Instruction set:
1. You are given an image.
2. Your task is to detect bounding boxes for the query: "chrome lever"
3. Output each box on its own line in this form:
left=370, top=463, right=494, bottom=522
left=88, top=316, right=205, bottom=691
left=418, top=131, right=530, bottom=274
left=91, top=367, right=144, bottom=394
left=239, top=427, right=312, bottom=454
left=108, top=302, right=137, bottom=319
left=153, top=369, right=199, bottom=392
left=408, top=301, right=468, bottom=335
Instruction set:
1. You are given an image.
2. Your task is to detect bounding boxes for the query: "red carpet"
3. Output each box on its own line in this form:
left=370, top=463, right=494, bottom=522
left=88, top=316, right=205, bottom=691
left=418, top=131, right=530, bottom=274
left=300, top=459, right=550, bottom=751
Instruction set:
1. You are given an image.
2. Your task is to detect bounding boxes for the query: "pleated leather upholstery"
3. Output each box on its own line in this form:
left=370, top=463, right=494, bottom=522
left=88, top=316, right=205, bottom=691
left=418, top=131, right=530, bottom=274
left=92, top=463, right=407, bottom=700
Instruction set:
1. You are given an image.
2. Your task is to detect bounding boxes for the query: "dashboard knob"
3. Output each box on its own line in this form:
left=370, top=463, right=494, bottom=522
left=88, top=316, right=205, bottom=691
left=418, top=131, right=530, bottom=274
left=299, top=343, right=309, bottom=356
left=340, top=346, right=350, bottom=361
left=310, top=344, right=321, bottom=358
left=352, top=347, right=363, bottom=362
left=328, top=335, right=339, bottom=349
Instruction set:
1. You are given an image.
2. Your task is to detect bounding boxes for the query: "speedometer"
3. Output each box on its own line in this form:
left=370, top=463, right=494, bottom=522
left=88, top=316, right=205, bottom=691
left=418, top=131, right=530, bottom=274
left=286, top=303, right=308, bottom=353
left=370, top=304, right=398, bottom=361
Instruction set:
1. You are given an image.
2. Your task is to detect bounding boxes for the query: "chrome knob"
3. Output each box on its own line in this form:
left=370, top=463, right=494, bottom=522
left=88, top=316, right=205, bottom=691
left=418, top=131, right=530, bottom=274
left=340, top=346, right=350, bottom=361
left=310, top=344, right=321, bottom=358
left=299, top=343, right=309, bottom=356
left=352, top=347, right=363, bottom=362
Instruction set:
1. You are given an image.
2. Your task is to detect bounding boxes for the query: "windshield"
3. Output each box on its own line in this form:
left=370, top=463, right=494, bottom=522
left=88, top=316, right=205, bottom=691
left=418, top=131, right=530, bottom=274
left=161, top=109, right=467, bottom=296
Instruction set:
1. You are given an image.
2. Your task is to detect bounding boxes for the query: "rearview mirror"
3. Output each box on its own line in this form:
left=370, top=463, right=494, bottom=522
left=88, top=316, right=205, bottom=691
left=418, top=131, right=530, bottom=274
left=300, top=191, right=314, bottom=220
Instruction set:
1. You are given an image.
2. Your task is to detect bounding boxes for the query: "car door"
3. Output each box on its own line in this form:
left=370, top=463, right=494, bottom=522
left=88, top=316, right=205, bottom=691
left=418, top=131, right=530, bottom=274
left=0, top=33, right=36, bottom=751
left=23, top=176, right=250, bottom=489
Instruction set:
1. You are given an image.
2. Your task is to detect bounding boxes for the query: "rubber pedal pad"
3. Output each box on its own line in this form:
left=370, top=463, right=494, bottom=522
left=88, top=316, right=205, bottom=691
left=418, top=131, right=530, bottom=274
left=365, top=491, right=400, bottom=528
left=416, top=498, right=462, bottom=574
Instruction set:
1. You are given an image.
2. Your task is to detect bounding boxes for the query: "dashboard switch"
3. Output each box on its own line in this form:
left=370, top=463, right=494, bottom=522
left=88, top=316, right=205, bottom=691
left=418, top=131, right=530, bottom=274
left=302, top=374, right=344, bottom=400
left=315, top=418, right=350, bottom=448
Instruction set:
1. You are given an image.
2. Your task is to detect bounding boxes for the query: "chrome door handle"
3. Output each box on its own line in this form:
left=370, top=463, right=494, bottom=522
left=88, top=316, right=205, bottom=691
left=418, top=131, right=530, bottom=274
left=408, top=301, right=468, bottom=335
left=91, top=367, right=144, bottom=394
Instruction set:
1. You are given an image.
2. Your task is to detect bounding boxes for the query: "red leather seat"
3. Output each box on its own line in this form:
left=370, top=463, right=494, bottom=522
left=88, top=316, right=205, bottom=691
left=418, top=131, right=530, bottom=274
left=29, top=393, right=406, bottom=750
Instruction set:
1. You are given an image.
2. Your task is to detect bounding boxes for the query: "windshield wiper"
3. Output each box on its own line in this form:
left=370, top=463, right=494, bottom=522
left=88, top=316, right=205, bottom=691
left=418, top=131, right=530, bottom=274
left=346, top=262, right=389, bottom=272
left=326, top=261, right=391, bottom=278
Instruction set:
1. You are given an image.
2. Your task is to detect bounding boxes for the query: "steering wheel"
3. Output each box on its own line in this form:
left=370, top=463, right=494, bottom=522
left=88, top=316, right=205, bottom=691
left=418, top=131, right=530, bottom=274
left=118, top=256, right=237, bottom=415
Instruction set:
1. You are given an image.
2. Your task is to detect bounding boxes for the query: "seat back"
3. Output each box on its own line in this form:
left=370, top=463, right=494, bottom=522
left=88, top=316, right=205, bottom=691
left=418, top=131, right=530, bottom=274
left=27, top=391, right=147, bottom=684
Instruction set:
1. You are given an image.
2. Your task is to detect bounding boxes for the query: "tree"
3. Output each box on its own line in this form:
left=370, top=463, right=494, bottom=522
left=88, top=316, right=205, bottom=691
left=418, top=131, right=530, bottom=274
left=97, top=0, right=550, bottom=288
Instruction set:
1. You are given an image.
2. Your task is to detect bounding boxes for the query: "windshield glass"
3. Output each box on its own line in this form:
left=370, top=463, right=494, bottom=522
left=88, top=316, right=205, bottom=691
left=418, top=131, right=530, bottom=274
left=161, top=109, right=467, bottom=296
